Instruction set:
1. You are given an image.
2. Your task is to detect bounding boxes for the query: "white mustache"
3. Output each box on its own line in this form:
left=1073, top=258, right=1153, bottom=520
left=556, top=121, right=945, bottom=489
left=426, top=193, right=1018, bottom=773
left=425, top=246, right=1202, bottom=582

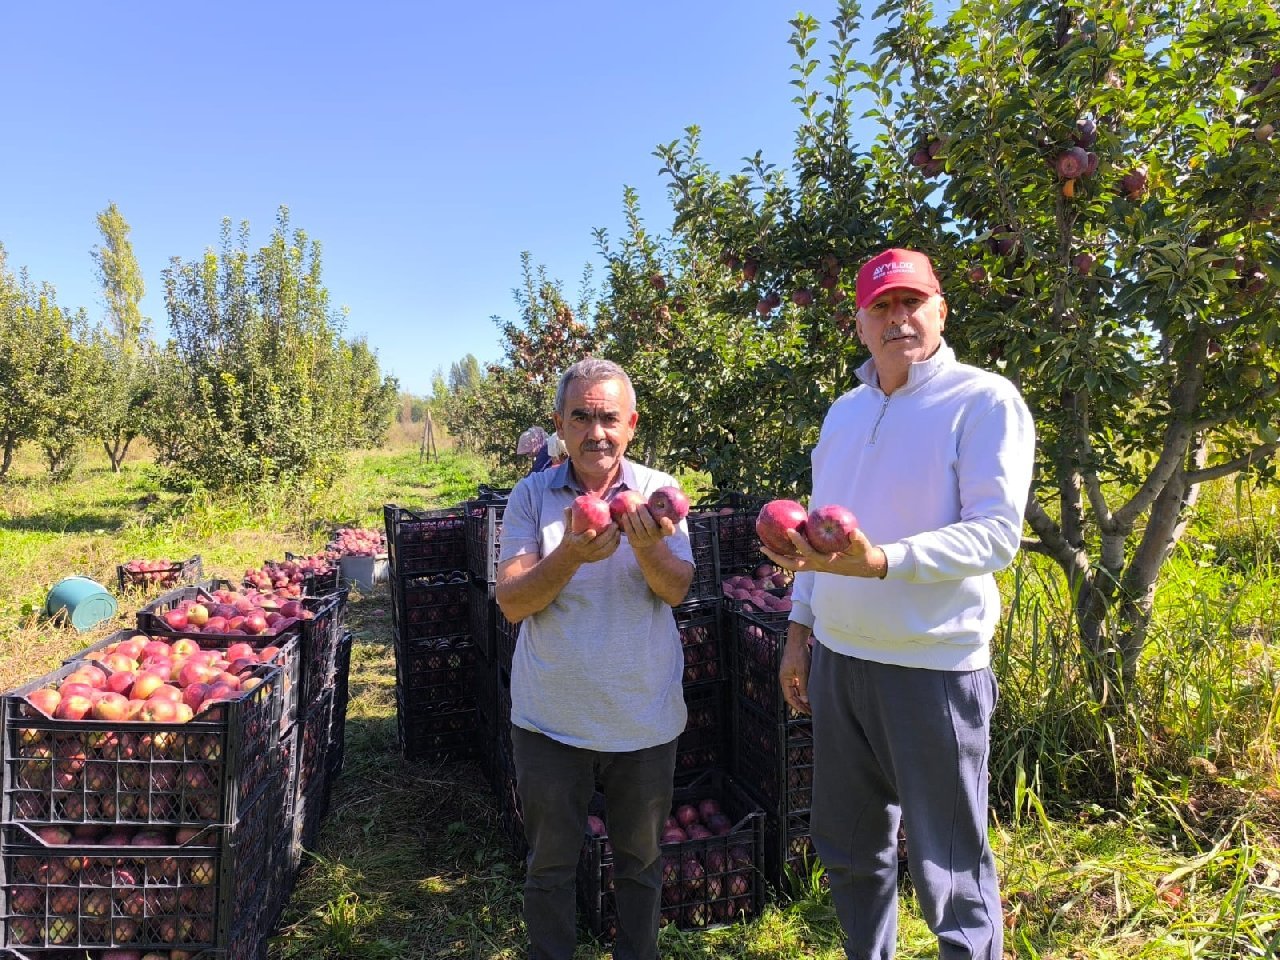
left=883, top=325, right=916, bottom=343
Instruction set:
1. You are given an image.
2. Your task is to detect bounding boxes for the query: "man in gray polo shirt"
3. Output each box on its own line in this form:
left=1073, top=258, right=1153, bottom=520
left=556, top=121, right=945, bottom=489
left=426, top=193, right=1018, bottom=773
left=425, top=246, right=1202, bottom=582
left=496, top=357, right=694, bottom=960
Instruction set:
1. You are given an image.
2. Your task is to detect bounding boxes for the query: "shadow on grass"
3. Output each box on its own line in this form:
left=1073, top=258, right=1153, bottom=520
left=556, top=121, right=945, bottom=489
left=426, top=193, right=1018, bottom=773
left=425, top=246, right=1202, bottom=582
left=0, top=509, right=134, bottom=534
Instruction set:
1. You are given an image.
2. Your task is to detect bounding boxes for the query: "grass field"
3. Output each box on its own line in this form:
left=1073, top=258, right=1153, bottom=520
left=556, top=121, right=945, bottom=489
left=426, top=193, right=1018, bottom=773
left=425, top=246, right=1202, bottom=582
left=1, top=437, right=1277, bottom=958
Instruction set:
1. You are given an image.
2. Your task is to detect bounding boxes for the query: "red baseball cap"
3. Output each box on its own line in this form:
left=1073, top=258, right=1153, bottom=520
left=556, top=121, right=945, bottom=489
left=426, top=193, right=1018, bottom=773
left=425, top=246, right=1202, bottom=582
left=855, top=248, right=941, bottom=309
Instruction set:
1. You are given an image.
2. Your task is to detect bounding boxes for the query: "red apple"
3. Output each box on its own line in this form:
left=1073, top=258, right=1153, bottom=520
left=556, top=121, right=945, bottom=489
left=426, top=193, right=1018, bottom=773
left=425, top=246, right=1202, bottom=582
left=148, top=684, right=184, bottom=703
left=756, top=500, right=809, bottom=556
left=608, top=489, right=647, bottom=524
left=54, top=694, right=94, bottom=720
left=139, top=698, right=180, bottom=723
left=224, top=642, right=256, bottom=662
left=805, top=504, right=859, bottom=554
left=570, top=493, right=613, bottom=535
left=161, top=608, right=188, bottom=631
left=101, top=653, right=138, bottom=674
left=647, top=486, right=690, bottom=524
left=26, top=688, right=61, bottom=717
left=90, top=693, right=131, bottom=722
left=104, top=671, right=136, bottom=697
left=129, top=672, right=167, bottom=701
left=64, top=668, right=106, bottom=690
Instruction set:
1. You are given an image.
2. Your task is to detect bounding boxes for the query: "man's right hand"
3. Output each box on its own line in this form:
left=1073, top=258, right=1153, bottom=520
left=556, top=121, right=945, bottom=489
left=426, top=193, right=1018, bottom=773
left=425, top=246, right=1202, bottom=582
left=779, top=624, right=813, bottom=716
left=558, top=506, right=622, bottom=564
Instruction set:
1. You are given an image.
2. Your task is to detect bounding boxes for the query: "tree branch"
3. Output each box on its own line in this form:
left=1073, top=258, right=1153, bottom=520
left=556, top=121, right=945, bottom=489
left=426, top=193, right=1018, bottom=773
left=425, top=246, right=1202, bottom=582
left=1184, top=441, right=1280, bottom=485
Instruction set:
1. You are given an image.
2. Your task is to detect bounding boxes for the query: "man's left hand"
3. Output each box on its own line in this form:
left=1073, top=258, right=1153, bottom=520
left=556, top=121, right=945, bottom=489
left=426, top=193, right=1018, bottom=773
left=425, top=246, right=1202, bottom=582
left=618, top=505, right=675, bottom=551
left=761, top=526, right=887, bottom=579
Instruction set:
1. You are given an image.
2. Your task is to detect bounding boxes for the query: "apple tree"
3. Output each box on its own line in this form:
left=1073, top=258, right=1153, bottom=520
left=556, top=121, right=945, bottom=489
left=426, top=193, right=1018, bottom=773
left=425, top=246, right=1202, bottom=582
left=161, top=208, right=397, bottom=491
left=853, top=0, right=1279, bottom=693
left=643, top=0, right=1277, bottom=700
left=0, top=249, right=93, bottom=480
left=441, top=254, right=597, bottom=479
left=90, top=202, right=155, bottom=472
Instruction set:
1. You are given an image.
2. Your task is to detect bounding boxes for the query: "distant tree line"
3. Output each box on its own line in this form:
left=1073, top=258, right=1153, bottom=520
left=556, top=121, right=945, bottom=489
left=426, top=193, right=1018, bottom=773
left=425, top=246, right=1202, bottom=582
left=0, top=204, right=398, bottom=490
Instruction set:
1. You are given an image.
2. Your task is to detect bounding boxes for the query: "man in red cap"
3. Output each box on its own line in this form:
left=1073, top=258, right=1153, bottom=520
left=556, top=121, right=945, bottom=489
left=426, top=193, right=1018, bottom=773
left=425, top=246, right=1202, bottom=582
left=765, top=248, right=1036, bottom=959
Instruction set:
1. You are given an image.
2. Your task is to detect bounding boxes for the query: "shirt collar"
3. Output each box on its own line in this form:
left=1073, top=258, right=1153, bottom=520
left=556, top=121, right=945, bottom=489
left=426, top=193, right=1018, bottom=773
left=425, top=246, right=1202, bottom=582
left=551, top=457, right=638, bottom=495
left=857, top=339, right=954, bottom=393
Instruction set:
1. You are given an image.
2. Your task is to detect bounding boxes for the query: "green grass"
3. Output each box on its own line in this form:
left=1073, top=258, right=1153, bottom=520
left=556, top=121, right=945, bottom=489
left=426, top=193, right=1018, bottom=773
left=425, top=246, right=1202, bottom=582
left=1, top=439, right=1278, bottom=957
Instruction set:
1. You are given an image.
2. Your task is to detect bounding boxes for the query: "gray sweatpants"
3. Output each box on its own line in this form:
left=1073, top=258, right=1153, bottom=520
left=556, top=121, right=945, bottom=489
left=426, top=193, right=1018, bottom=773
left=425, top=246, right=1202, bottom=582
left=808, top=642, right=1003, bottom=960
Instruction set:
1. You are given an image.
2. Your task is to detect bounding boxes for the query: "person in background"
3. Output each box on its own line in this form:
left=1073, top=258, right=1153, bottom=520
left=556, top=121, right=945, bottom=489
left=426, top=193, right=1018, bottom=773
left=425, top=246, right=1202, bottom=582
left=766, top=249, right=1036, bottom=960
left=496, top=357, right=694, bottom=960
left=518, top=425, right=568, bottom=473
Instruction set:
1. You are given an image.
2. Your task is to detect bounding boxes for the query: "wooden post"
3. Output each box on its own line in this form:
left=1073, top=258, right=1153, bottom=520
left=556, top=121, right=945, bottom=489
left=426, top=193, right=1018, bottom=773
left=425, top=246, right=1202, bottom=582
left=421, top=409, right=438, bottom=462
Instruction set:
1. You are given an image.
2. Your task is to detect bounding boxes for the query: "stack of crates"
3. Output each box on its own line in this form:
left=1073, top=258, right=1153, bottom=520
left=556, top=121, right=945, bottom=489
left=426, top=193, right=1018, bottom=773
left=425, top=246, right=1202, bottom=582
left=279, top=586, right=351, bottom=884
left=462, top=487, right=524, bottom=856
left=725, top=603, right=816, bottom=891
left=577, top=769, right=765, bottom=937
left=384, top=504, right=478, bottom=763
left=0, top=655, right=288, bottom=960
left=132, top=577, right=352, bottom=920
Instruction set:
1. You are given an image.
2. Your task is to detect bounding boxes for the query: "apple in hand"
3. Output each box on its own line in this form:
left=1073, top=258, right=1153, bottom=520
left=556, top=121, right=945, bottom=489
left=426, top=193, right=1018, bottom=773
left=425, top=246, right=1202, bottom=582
left=608, top=489, right=647, bottom=525
left=756, top=500, right=810, bottom=557
left=570, top=494, right=613, bottom=535
left=805, top=504, right=859, bottom=554
left=647, top=486, right=690, bottom=524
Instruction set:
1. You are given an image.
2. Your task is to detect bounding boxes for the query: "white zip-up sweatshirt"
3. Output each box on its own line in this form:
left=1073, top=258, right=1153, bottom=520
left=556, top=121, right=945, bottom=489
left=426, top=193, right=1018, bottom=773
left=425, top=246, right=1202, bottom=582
left=789, top=342, right=1035, bottom=670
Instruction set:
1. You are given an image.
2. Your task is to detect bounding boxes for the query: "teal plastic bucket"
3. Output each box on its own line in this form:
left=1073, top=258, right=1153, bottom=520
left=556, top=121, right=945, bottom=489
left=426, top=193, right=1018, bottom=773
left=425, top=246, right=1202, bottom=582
left=45, top=576, right=118, bottom=632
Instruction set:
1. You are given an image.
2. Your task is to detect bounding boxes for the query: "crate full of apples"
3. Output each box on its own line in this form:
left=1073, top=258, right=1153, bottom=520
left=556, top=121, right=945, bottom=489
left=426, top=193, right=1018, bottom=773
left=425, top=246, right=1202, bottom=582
left=328, top=527, right=388, bottom=591
left=0, top=768, right=284, bottom=953
left=244, top=552, right=339, bottom=598
left=577, top=769, right=763, bottom=937
left=116, top=555, right=204, bottom=593
left=136, top=583, right=347, bottom=720
left=0, top=657, right=284, bottom=829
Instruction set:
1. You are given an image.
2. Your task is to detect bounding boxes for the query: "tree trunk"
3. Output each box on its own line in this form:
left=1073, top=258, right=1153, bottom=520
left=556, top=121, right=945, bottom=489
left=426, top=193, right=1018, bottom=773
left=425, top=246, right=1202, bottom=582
left=103, top=437, right=132, bottom=472
left=0, top=441, right=12, bottom=479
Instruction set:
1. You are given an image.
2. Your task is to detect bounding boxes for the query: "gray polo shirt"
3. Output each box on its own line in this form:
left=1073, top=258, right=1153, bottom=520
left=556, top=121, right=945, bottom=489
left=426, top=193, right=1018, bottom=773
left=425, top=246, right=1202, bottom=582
left=497, top=458, right=693, bottom=752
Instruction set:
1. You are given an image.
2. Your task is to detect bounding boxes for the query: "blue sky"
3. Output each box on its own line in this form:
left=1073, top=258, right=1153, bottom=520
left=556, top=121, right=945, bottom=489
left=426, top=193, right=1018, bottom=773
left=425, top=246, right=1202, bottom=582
left=0, top=1, right=861, bottom=397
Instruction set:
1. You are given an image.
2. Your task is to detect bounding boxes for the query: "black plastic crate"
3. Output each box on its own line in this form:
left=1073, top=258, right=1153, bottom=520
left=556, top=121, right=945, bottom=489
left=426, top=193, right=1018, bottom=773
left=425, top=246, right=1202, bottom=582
left=328, top=630, right=353, bottom=782
left=297, top=589, right=349, bottom=709
left=493, top=743, right=526, bottom=861
left=675, top=681, right=728, bottom=785
left=467, top=578, right=496, bottom=662
left=136, top=585, right=343, bottom=727
left=1, top=662, right=282, bottom=828
left=726, top=604, right=806, bottom=723
left=759, top=817, right=818, bottom=895
left=394, top=573, right=470, bottom=642
left=294, top=690, right=332, bottom=804
left=395, top=688, right=477, bottom=764
left=731, top=698, right=812, bottom=831
left=384, top=504, right=467, bottom=577
left=285, top=551, right=342, bottom=598
left=464, top=496, right=508, bottom=583
left=494, top=608, right=520, bottom=671
left=0, top=770, right=281, bottom=954
left=116, top=555, right=205, bottom=594
left=695, top=493, right=768, bottom=576
left=394, top=635, right=478, bottom=705
left=676, top=602, right=723, bottom=686
left=293, top=691, right=333, bottom=851
left=578, top=769, right=763, bottom=938
left=683, top=510, right=721, bottom=605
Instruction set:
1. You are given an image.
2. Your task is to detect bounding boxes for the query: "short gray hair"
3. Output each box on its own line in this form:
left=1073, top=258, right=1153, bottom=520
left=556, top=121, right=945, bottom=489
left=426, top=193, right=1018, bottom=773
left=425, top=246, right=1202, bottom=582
left=554, top=358, right=636, bottom=415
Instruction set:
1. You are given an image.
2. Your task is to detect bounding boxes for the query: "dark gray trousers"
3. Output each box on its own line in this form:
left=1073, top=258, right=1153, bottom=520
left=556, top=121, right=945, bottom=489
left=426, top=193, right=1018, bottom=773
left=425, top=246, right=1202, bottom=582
left=511, top=725, right=677, bottom=960
left=808, top=642, right=1003, bottom=960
